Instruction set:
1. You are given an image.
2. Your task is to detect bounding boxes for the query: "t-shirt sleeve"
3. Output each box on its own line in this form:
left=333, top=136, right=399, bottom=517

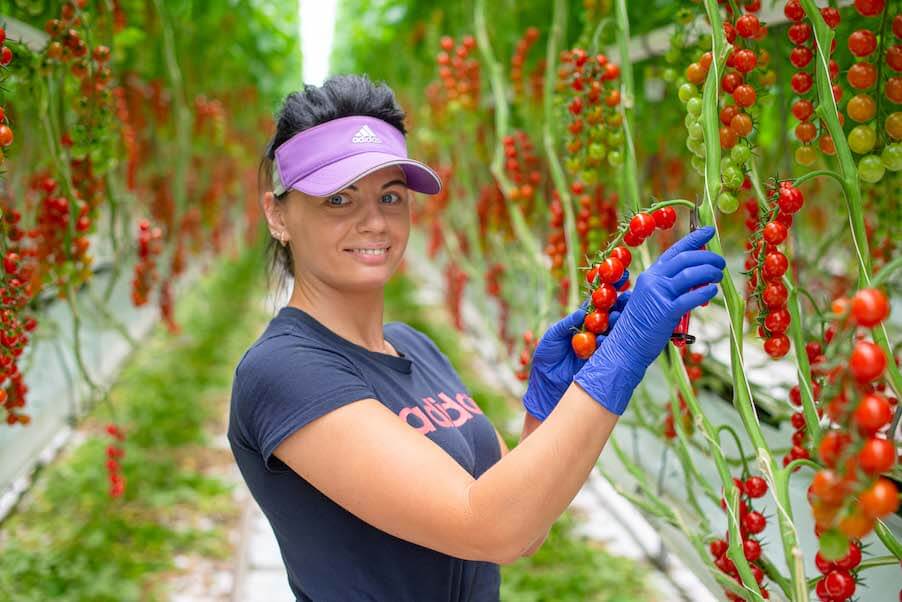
left=234, top=334, right=377, bottom=472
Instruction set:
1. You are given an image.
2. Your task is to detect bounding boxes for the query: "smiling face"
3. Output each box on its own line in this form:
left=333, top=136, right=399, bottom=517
left=268, top=164, right=412, bottom=294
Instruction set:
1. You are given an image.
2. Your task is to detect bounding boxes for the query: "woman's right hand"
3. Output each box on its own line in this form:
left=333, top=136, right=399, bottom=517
left=573, top=226, right=725, bottom=415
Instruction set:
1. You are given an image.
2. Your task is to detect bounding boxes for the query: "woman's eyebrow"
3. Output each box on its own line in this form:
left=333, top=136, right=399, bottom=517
left=345, top=179, right=409, bottom=191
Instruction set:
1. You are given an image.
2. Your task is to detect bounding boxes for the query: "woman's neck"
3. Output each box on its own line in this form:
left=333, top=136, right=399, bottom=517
left=287, top=286, right=391, bottom=354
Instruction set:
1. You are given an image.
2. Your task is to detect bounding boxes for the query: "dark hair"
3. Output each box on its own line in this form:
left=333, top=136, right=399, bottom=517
left=259, top=74, right=408, bottom=293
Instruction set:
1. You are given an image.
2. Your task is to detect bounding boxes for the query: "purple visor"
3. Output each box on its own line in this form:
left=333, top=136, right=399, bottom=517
left=272, top=115, right=442, bottom=197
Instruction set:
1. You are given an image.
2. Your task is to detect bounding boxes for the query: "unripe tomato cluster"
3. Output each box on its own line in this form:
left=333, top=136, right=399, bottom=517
left=131, top=219, right=163, bottom=307
left=710, top=474, right=772, bottom=601
left=808, top=288, right=898, bottom=567
left=558, top=48, right=623, bottom=184
left=105, top=423, right=127, bottom=498
left=428, top=35, right=480, bottom=114
left=748, top=181, right=805, bottom=359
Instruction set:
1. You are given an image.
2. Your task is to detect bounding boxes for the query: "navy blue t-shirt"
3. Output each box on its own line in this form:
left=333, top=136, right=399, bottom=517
left=228, top=306, right=503, bottom=601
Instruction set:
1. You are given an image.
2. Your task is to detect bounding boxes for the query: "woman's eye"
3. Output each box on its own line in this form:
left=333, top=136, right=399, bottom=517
left=327, top=194, right=348, bottom=206
left=382, top=192, right=402, bottom=204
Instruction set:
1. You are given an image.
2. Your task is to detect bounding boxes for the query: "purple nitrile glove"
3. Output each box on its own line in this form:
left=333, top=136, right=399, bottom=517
left=522, top=272, right=631, bottom=421
left=574, top=226, right=724, bottom=416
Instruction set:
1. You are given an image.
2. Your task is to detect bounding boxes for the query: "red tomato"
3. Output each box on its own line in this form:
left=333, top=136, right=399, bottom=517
left=609, top=246, right=631, bottom=269
left=571, top=331, right=596, bottom=359
left=788, top=23, right=811, bottom=45
left=778, top=185, right=804, bottom=213
left=709, top=539, right=727, bottom=558
left=815, top=552, right=836, bottom=574
left=583, top=310, right=609, bottom=334
left=652, top=206, right=676, bottom=230
left=851, top=288, right=890, bottom=326
left=597, top=257, right=624, bottom=284
left=853, top=392, right=892, bottom=435
left=791, top=72, right=814, bottom=94
left=762, top=282, right=788, bottom=308
left=854, top=0, right=885, bottom=17
left=784, top=0, right=804, bottom=21
left=623, top=229, right=642, bottom=247
left=821, top=7, right=841, bottom=28
left=848, top=29, right=878, bottom=57
left=762, top=252, right=788, bottom=279
left=743, top=538, right=761, bottom=561
left=733, top=84, right=756, bottom=107
left=629, top=212, right=656, bottom=239
left=764, top=308, right=791, bottom=333
left=858, top=437, right=896, bottom=474
left=838, top=507, right=875, bottom=538
left=764, top=334, right=790, bottom=358
left=736, top=14, right=760, bottom=38
left=819, top=430, right=851, bottom=468
left=721, top=71, right=743, bottom=93
left=586, top=265, right=599, bottom=284
left=763, top=221, right=788, bottom=244
left=834, top=542, right=862, bottom=571
left=733, top=49, right=757, bottom=73
left=848, top=62, right=877, bottom=89
left=742, top=510, right=766, bottom=534
left=0, top=124, right=13, bottom=147
left=744, top=476, right=768, bottom=498
left=592, top=283, right=617, bottom=310
left=859, top=477, right=900, bottom=518
left=824, top=569, right=855, bottom=598
left=792, top=99, right=814, bottom=121
left=811, top=469, right=849, bottom=504
left=849, top=340, right=886, bottom=382
left=790, top=45, right=813, bottom=68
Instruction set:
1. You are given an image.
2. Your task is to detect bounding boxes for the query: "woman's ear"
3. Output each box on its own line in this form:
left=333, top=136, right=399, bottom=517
left=262, top=191, right=287, bottom=237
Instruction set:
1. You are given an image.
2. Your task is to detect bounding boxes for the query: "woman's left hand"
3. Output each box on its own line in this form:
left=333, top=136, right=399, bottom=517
left=522, top=274, right=630, bottom=421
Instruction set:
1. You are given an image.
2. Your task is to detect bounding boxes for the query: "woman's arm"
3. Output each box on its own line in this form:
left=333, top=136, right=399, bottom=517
left=516, top=412, right=549, bottom=557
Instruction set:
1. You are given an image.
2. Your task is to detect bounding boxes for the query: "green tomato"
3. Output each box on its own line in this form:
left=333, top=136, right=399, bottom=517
left=818, top=529, right=849, bottom=562
left=588, top=143, right=606, bottom=161
left=581, top=169, right=598, bottom=186
left=684, top=113, right=698, bottom=129
left=664, top=48, right=680, bottom=64
left=564, top=157, right=581, bottom=174
left=847, top=125, right=876, bottom=154
left=717, top=191, right=739, bottom=214
left=858, top=154, right=885, bottom=183
left=661, top=68, right=677, bottom=83
left=687, top=137, right=706, bottom=157
left=731, top=142, right=752, bottom=166
left=881, top=143, right=902, bottom=171
left=720, top=157, right=735, bottom=172
left=678, top=83, right=698, bottom=103
left=607, top=129, right=624, bottom=147
left=691, top=155, right=706, bottom=175
left=686, top=97, right=703, bottom=117
left=722, top=166, right=744, bottom=189
left=607, top=150, right=623, bottom=167
left=688, top=121, right=704, bottom=140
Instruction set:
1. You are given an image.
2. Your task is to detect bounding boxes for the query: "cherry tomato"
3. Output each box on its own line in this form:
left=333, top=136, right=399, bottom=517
left=887, top=77, right=902, bottom=103
left=849, top=340, right=886, bottom=382
left=788, top=22, right=811, bottom=45
left=854, top=0, right=885, bottom=17
left=859, top=437, right=896, bottom=474
left=720, top=104, right=739, bottom=125
left=824, top=569, right=855, bottom=599
left=583, top=310, right=609, bottom=334
left=764, top=308, right=790, bottom=333
left=742, top=510, right=766, bottom=534
left=744, top=476, right=768, bottom=498
left=733, top=49, right=757, bottom=73
left=762, top=282, right=788, bottom=308
left=859, top=477, right=900, bottom=518
left=834, top=542, right=862, bottom=571
left=763, top=221, right=788, bottom=244
left=719, top=126, right=737, bottom=149
left=721, top=71, right=743, bottom=93
left=818, top=529, right=850, bottom=561
left=851, top=288, right=890, bottom=327
left=733, top=84, right=756, bottom=107
left=790, top=46, right=813, bottom=68
left=764, top=334, right=790, bottom=358
left=848, top=62, right=877, bottom=90
left=709, top=539, right=727, bottom=558
left=819, top=430, right=851, bottom=468
left=0, top=124, right=13, bottom=147
left=629, top=212, right=656, bottom=239
left=795, top=121, right=817, bottom=143
left=848, top=29, right=878, bottom=57
left=815, top=552, right=836, bottom=574
left=686, top=62, right=706, bottom=85
left=609, top=246, right=631, bottom=269
left=784, top=0, right=804, bottom=21
left=792, top=99, right=814, bottom=121
left=571, top=331, right=596, bottom=359
left=847, top=94, right=877, bottom=122
left=762, top=252, right=788, bottom=279
left=592, top=283, right=617, bottom=310
left=736, top=14, right=760, bottom=38
left=853, top=392, right=892, bottom=435
left=811, top=469, right=849, bottom=504
left=731, top=113, right=753, bottom=137
left=791, top=72, right=813, bottom=95
left=838, top=507, right=875, bottom=538
left=743, top=538, right=761, bottom=561
left=652, top=206, right=676, bottom=229
left=597, top=257, right=624, bottom=284
left=623, top=229, right=642, bottom=247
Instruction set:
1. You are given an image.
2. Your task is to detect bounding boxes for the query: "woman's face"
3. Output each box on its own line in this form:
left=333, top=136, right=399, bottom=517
left=272, top=164, right=411, bottom=293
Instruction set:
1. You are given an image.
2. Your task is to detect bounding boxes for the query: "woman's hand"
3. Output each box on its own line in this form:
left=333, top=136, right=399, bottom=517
left=522, top=274, right=630, bottom=421
left=574, top=226, right=725, bottom=416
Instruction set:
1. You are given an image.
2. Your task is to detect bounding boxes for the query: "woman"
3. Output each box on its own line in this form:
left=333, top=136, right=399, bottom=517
left=228, top=74, right=725, bottom=601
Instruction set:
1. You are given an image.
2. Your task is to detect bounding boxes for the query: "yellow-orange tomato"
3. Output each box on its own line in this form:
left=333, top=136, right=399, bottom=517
left=731, top=113, right=753, bottom=137
left=811, top=500, right=841, bottom=529
left=887, top=112, right=902, bottom=140
left=795, top=145, right=817, bottom=165
left=887, top=77, right=902, bottom=103
left=838, top=507, right=875, bottom=538
left=847, top=94, right=876, bottom=122
left=686, top=62, right=707, bottom=85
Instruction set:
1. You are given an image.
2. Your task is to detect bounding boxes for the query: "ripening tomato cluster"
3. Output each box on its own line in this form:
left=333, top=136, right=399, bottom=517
left=105, top=423, right=127, bottom=498
left=28, top=175, right=93, bottom=289
left=112, top=87, right=139, bottom=190
left=808, top=288, right=898, bottom=564
left=445, top=260, right=468, bottom=332
left=0, top=26, right=14, bottom=157
left=747, top=181, right=804, bottom=360
left=485, top=263, right=513, bottom=352
left=710, top=474, right=772, bottom=601
left=428, top=35, right=480, bottom=113
left=0, top=238, right=37, bottom=426
left=510, top=26, right=542, bottom=103
left=475, top=181, right=510, bottom=252
left=558, top=48, right=623, bottom=184
left=131, top=219, right=163, bottom=307
left=783, top=1, right=843, bottom=165
left=624, top=206, right=677, bottom=246
left=515, top=329, right=537, bottom=382
left=503, top=130, right=543, bottom=213
left=782, top=338, right=826, bottom=468
left=569, top=243, right=633, bottom=360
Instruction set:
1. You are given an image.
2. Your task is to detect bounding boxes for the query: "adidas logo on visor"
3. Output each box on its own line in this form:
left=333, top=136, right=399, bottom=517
left=351, top=125, right=381, bottom=144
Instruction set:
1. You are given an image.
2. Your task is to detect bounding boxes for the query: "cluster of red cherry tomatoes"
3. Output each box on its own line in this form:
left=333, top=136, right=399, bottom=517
left=502, top=130, right=543, bottom=213
left=710, top=474, right=772, bottom=601
left=510, top=26, right=542, bottom=103
left=427, top=35, right=480, bottom=113
left=105, top=423, right=127, bottom=498
left=131, top=220, right=163, bottom=307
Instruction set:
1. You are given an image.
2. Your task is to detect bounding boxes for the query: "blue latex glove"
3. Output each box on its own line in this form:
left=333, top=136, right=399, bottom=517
left=574, top=226, right=725, bottom=415
left=523, top=272, right=631, bottom=421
